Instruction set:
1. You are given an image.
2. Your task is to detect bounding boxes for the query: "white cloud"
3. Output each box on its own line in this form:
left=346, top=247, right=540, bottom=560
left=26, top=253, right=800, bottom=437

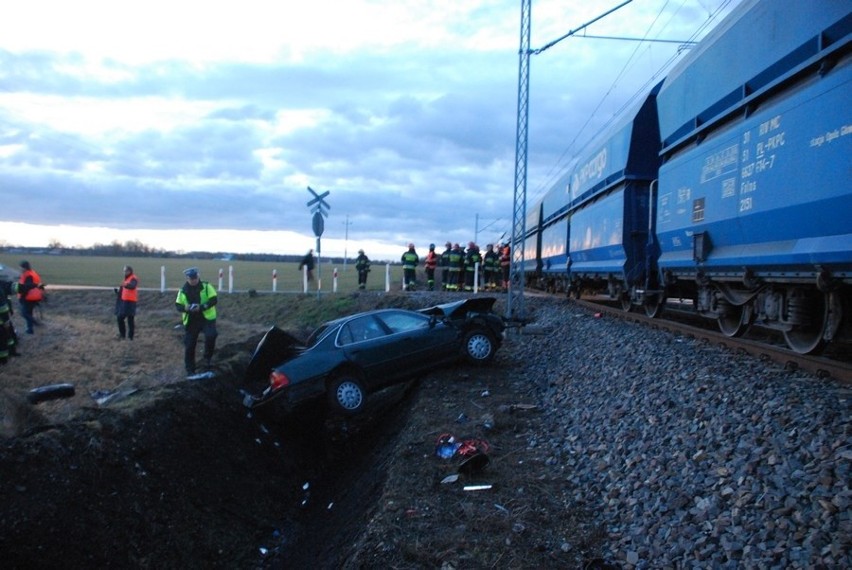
left=0, top=0, right=744, bottom=256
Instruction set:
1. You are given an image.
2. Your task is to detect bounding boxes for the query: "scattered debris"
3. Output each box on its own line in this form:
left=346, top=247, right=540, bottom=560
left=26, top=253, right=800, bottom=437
left=89, top=388, right=140, bottom=406
left=187, top=371, right=216, bottom=381
left=27, top=383, right=75, bottom=405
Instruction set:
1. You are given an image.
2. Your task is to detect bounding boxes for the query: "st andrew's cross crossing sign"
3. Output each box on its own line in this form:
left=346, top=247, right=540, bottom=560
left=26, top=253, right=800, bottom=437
left=307, top=186, right=330, bottom=237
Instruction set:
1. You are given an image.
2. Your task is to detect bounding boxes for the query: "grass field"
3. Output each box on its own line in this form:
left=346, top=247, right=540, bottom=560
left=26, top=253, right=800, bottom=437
left=0, top=253, right=407, bottom=293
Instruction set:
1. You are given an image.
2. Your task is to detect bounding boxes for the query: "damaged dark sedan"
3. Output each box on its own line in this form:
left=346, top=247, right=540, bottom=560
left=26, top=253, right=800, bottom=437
left=243, top=297, right=505, bottom=415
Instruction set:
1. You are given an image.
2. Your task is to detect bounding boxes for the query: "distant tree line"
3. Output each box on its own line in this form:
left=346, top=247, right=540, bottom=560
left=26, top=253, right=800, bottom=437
left=2, top=240, right=348, bottom=265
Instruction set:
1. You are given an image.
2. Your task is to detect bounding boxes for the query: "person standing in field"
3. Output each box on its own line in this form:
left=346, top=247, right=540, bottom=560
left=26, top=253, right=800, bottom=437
left=115, top=265, right=139, bottom=340
left=355, top=249, right=371, bottom=290
left=175, top=267, right=218, bottom=376
left=401, top=243, right=419, bottom=291
left=440, top=241, right=452, bottom=290
left=298, top=249, right=315, bottom=281
left=424, top=244, right=438, bottom=291
left=17, top=260, right=44, bottom=334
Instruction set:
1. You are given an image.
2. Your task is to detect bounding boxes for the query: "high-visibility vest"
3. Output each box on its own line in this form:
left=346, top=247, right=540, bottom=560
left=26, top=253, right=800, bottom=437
left=175, top=282, right=217, bottom=325
left=121, top=274, right=139, bottom=302
left=18, top=269, right=44, bottom=302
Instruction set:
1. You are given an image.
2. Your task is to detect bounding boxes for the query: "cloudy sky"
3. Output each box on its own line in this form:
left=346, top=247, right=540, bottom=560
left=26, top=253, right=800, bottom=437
left=0, top=0, right=741, bottom=259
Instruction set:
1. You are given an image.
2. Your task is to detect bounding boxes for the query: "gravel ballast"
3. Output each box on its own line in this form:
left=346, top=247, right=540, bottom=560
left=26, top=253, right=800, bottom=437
left=513, top=297, right=851, bottom=568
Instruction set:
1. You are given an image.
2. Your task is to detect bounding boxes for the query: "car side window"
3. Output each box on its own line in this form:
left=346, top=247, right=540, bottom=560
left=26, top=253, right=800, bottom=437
left=339, top=316, right=386, bottom=346
left=379, top=312, right=431, bottom=334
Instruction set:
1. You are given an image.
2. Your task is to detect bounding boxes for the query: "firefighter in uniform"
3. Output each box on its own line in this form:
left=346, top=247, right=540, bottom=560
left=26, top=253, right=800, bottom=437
left=483, top=244, right=499, bottom=290
left=440, top=242, right=452, bottom=290
left=0, top=280, right=18, bottom=363
left=401, top=243, right=419, bottom=291
left=463, top=242, right=482, bottom=292
left=447, top=243, right=464, bottom=291
left=424, top=244, right=439, bottom=291
left=355, top=249, right=371, bottom=290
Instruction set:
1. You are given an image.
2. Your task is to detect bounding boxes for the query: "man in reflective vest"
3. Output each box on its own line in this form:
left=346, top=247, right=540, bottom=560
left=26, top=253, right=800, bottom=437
left=17, top=260, right=44, bottom=334
left=115, top=265, right=139, bottom=340
left=175, top=267, right=218, bottom=375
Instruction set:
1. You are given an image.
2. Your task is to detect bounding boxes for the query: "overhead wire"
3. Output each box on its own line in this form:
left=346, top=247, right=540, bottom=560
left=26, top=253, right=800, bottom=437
left=526, top=0, right=734, bottom=208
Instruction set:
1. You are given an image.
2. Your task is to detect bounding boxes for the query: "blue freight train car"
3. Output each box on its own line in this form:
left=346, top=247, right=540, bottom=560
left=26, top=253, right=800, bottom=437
left=523, top=0, right=851, bottom=354
left=655, top=0, right=852, bottom=353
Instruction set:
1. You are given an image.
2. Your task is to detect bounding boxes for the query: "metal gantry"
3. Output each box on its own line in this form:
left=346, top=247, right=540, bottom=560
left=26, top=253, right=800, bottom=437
left=506, top=0, right=635, bottom=323
left=507, top=0, right=531, bottom=323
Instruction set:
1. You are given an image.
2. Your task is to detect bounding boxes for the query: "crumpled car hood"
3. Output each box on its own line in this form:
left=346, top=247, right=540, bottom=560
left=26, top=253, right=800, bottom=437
left=244, top=327, right=304, bottom=383
left=418, top=296, right=497, bottom=319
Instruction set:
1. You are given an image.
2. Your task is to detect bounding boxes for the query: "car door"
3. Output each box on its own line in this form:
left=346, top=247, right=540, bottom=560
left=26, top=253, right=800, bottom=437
left=374, top=310, right=459, bottom=376
left=338, top=314, right=398, bottom=390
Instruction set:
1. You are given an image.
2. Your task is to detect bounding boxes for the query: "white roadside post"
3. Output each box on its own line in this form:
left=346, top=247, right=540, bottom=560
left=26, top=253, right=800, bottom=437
left=303, top=265, right=308, bottom=293
left=385, top=264, right=391, bottom=292
left=272, top=269, right=277, bottom=292
left=160, top=266, right=166, bottom=293
left=474, top=263, right=480, bottom=294
left=218, top=269, right=223, bottom=293
left=228, top=266, right=234, bottom=293
left=333, top=267, right=338, bottom=293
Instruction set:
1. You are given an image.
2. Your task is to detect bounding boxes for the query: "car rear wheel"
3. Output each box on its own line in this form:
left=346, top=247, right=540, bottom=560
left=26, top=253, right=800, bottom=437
left=328, top=374, right=366, bottom=415
left=463, top=329, right=495, bottom=364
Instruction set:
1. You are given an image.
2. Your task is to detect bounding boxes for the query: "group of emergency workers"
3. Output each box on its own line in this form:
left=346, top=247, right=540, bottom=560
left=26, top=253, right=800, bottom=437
left=0, top=260, right=218, bottom=376
left=401, top=242, right=511, bottom=292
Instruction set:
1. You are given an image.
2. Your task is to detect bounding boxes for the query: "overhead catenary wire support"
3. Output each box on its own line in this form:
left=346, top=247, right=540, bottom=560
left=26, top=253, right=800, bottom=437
left=507, top=0, right=633, bottom=322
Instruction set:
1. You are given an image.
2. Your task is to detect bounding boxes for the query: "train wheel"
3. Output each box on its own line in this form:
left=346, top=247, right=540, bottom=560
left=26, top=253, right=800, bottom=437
left=644, top=294, right=665, bottom=318
left=620, top=293, right=632, bottom=312
left=717, top=304, right=752, bottom=338
left=783, top=291, right=840, bottom=354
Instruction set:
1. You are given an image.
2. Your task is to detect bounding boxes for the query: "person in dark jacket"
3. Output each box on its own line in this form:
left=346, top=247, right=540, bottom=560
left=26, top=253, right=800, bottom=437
left=115, top=265, right=139, bottom=340
left=355, top=249, right=371, bottom=290
left=298, top=249, right=315, bottom=281
left=175, top=267, right=218, bottom=375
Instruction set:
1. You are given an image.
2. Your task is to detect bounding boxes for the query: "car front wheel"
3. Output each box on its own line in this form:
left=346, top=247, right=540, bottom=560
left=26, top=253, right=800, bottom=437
left=328, top=374, right=366, bottom=415
left=462, top=329, right=495, bottom=364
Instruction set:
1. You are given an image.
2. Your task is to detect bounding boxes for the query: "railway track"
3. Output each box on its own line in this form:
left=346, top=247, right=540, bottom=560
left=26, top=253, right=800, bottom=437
left=560, top=296, right=852, bottom=385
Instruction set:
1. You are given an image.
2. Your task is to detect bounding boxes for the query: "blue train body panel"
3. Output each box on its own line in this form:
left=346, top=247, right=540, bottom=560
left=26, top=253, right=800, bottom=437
left=659, top=0, right=852, bottom=149
left=564, top=85, right=661, bottom=286
left=540, top=219, right=568, bottom=275
left=656, top=2, right=852, bottom=280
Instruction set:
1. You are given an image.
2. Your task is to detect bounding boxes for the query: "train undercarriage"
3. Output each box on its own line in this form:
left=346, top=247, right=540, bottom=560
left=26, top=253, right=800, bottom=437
left=539, top=267, right=850, bottom=355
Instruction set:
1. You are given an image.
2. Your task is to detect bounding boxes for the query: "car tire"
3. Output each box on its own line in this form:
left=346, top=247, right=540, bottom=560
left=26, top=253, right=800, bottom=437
left=462, top=329, right=495, bottom=364
left=328, top=374, right=366, bottom=415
